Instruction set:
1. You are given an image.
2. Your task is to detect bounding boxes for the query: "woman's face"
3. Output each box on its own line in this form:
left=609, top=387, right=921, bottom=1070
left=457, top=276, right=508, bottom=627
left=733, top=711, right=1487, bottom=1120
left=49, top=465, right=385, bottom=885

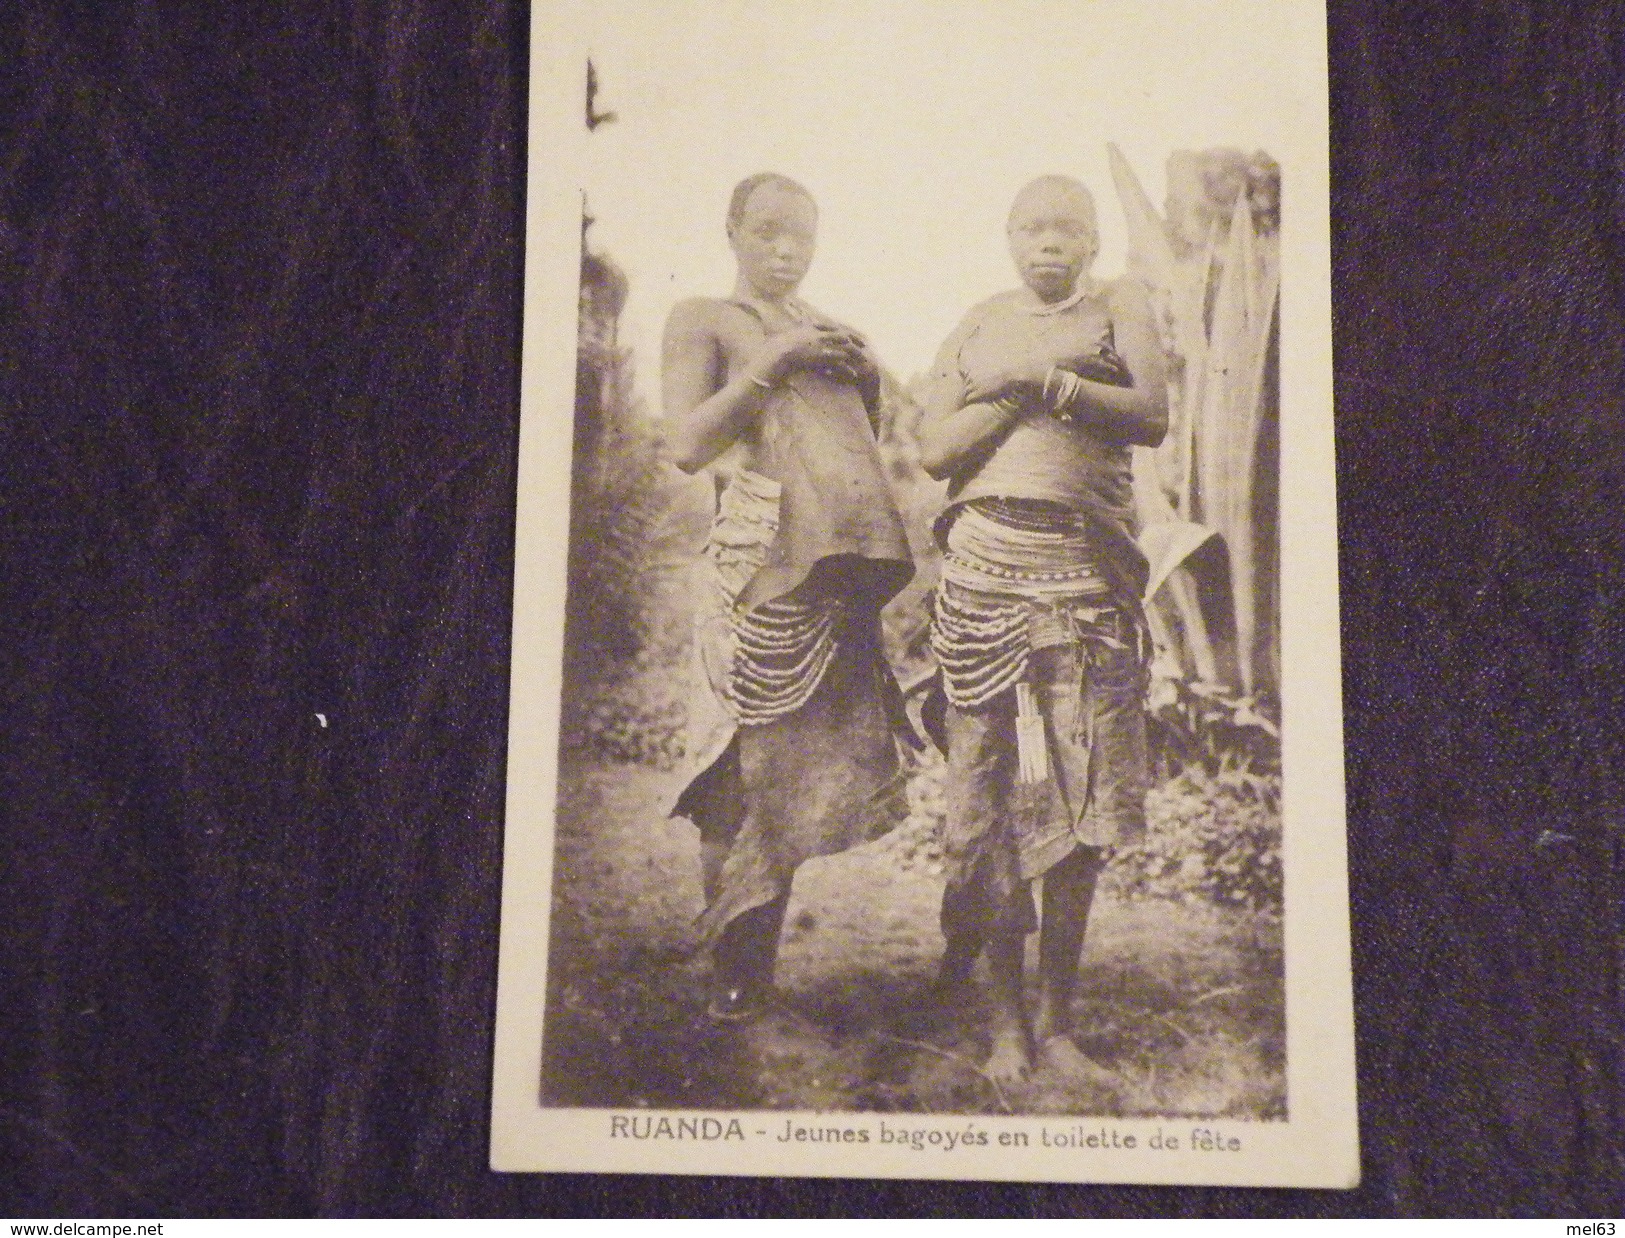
left=729, top=182, right=817, bottom=300
left=1007, top=182, right=1098, bottom=303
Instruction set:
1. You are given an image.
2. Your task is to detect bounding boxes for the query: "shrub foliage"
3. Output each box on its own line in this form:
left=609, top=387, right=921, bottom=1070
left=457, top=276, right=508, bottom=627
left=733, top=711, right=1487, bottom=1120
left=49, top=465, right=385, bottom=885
left=1107, top=760, right=1282, bottom=915
left=563, top=246, right=665, bottom=662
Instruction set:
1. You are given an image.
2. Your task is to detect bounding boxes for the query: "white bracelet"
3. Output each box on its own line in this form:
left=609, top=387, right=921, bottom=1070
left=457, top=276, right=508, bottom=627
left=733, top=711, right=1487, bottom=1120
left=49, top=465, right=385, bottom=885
left=1050, top=368, right=1083, bottom=417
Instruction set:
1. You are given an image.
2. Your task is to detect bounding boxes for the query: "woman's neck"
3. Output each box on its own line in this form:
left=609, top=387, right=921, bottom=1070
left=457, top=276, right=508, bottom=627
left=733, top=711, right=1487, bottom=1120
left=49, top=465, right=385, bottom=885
left=1021, top=274, right=1100, bottom=315
left=733, top=274, right=797, bottom=306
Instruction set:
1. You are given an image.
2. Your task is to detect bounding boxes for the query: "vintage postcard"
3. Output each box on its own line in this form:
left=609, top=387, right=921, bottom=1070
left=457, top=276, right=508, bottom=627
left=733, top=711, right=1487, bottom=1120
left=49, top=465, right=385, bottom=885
left=492, top=0, right=1355, bottom=1187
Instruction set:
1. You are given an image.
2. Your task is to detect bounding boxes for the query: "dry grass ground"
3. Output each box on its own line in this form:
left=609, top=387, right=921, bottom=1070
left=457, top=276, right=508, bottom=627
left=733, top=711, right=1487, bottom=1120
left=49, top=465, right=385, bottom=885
left=539, top=751, right=1284, bottom=1120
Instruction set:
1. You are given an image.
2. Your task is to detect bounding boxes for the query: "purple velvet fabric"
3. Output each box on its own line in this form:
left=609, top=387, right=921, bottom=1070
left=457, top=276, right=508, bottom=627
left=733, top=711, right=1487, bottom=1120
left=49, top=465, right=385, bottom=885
left=2, top=0, right=1623, bottom=1217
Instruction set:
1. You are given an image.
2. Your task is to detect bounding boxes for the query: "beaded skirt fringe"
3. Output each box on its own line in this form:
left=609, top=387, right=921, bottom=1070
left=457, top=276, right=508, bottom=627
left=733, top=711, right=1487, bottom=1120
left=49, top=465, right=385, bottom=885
left=931, top=500, right=1127, bottom=710
left=721, top=596, right=842, bottom=724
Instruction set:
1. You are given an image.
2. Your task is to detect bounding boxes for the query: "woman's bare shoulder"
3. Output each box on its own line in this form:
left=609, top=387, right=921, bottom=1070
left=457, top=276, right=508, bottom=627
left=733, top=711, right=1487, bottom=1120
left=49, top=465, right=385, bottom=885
left=665, top=298, right=744, bottom=356
left=665, top=295, right=729, bottom=329
left=944, top=290, right=1023, bottom=337
left=667, top=295, right=760, bottom=343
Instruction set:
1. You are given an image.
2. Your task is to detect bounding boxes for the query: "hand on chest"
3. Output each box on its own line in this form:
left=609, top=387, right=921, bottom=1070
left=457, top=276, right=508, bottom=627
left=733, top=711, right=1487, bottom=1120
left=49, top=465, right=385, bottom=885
left=958, top=304, right=1114, bottom=389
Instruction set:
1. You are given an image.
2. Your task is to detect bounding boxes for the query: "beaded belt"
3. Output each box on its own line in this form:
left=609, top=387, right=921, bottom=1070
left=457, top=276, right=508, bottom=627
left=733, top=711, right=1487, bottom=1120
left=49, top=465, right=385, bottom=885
left=931, top=500, right=1127, bottom=709
left=722, top=596, right=842, bottom=724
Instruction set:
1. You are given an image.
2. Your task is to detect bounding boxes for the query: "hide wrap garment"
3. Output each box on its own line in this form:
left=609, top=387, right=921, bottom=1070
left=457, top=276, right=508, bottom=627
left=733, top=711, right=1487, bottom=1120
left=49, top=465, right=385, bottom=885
left=674, top=298, right=914, bottom=953
left=927, top=283, right=1152, bottom=938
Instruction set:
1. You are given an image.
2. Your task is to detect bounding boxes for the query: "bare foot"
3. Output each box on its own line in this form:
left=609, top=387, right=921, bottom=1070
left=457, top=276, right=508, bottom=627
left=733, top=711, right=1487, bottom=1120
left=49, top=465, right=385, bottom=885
left=1037, top=1033, right=1117, bottom=1086
left=983, top=1023, right=1033, bottom=1087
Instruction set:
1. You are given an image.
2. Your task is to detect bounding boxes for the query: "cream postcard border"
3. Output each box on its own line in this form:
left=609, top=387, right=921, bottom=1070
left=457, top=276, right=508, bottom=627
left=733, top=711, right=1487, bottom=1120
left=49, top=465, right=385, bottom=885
left=490, top=0, right=1356, bottom=1187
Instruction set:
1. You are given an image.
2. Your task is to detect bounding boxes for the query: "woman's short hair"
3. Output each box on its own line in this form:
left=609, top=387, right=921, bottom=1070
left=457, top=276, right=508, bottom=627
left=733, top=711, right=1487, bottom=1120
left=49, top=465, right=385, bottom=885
left=727, top=172, right=814, bottom=234
left=1008, top=174, right=1099, bottom=249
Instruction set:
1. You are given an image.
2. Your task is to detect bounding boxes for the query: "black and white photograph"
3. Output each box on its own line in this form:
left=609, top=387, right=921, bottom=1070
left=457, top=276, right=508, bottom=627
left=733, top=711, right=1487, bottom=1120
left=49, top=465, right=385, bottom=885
left=492, top=0, right=1352, bottom=1185
left=16, top=0, right=1625, bottom=1216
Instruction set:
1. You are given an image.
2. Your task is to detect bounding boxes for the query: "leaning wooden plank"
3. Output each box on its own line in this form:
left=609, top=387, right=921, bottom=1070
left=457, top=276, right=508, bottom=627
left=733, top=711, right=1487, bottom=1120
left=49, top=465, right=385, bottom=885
left=1235, top=231, right=1281, bottom=693
left=1110, top=143, right=1208, bottom=518
left=1197, top=199, right=1257, bottom=690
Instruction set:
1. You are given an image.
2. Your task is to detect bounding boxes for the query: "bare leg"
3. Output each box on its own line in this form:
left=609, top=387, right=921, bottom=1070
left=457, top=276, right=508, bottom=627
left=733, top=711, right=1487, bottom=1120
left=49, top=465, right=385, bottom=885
left=708, top=890, right=788, bottom=1021
left=669, top=839, right=727, bottom=962
left=699, top=839, right=728, bottom=905
left=982, top=929, right=1033, bottom=1085
left=929, top=875, right=982, bottom=1000
left=905, top=930, right=980, bottom=1027
left=932, top=699, right=1004, bottom=1006
left=934, top=930, right=980, bottom=991
left=1034, top=845, right=1104, bottom=1047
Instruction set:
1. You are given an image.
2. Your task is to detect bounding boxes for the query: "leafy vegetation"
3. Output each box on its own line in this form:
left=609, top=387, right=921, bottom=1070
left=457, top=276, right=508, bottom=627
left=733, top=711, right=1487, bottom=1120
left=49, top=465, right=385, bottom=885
left=563, top=246, right=666, bottom=661
left=1146, top=669, right=1280, bottom=777
left=1107, top=761, right=1282, bottom=916
left=562, top=662, right=690, bottom=770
